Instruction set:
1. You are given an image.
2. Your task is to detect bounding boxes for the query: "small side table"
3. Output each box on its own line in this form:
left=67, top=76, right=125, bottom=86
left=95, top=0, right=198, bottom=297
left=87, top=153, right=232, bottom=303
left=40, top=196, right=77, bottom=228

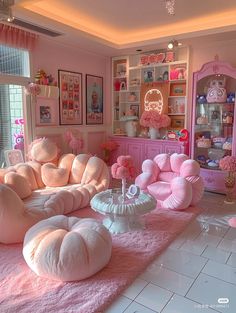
left=90, top=189, right=157, bottom=234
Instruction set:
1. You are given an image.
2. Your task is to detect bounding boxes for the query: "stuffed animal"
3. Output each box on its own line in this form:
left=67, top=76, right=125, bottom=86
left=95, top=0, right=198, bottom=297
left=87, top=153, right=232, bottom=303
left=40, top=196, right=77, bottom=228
left=206, top=77, right=227, bottom=103
left=14, top=132, right=24, bottom=151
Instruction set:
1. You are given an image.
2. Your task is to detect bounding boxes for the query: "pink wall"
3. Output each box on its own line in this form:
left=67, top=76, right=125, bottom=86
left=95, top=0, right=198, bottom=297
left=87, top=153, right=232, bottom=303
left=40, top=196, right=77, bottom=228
left=30, top=36, right=112, bottom=156
left=30, top=35, right=236, bottom=156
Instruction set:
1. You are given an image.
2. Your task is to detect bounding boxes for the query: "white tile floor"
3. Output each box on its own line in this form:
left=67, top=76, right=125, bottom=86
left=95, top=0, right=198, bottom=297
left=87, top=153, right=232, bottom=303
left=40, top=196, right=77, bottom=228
left=105, top=192, right=236, bottom=313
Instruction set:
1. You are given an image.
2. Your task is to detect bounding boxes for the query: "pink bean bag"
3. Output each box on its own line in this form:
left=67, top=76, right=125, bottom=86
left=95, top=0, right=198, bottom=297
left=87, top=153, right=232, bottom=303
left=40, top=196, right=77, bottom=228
left=23, top=215, right=112, bottom=281
left=135, top=153, right=204, bottom=210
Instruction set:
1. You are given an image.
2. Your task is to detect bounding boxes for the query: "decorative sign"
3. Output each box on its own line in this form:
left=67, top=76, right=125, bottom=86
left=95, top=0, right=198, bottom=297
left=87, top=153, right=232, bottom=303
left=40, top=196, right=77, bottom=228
left=144, top=89, right=164, bottom=113
left=140, top=52, right=175, bottom=66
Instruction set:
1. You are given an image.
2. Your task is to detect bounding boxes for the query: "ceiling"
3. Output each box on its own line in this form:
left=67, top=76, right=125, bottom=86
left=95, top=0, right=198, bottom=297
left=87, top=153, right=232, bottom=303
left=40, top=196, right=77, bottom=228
left=12, top=0, right=236, bottom=56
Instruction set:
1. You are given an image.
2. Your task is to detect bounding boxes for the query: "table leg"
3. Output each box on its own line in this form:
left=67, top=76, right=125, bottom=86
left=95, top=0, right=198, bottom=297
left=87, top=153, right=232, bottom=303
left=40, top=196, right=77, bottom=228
left=103, top=214, right=145, bottom=234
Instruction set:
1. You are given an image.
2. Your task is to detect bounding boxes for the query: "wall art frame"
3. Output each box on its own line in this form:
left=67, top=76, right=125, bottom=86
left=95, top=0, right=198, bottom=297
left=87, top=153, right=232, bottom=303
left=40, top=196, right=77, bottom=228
left=86, top=74, right=103, bottom=125
left=58, top=69, right=82, bottom=125
left=35, top=97, right=59, bottom=126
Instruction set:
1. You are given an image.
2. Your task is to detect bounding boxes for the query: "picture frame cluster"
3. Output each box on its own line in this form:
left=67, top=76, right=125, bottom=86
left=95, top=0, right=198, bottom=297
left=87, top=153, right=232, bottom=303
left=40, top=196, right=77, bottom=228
left=35, top=70, right=104, bottom=126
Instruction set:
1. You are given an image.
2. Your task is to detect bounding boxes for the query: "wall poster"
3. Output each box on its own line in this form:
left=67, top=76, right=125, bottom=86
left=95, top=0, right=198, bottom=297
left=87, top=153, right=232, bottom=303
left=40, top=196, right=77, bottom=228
left=58, top=70, right=82, bottom=125
left=86, top=74, right=103, bottom=125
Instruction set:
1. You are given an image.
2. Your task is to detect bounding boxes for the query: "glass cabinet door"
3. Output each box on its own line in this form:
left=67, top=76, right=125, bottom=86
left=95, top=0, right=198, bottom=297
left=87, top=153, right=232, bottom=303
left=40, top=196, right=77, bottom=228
left=191, top=59, right=236, bottom=193
left=194, top=74, right=234, bottom=170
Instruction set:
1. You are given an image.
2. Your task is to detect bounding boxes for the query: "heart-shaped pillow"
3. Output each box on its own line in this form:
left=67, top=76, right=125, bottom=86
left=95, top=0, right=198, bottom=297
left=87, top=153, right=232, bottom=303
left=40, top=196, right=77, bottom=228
left=41, top=163, right=69, bottom=187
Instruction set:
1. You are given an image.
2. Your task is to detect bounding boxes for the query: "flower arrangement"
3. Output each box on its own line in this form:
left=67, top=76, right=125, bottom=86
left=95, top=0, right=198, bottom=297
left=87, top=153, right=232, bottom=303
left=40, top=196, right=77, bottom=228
left=111, top=155, right=136, bottom=181
left=111, top=155, right=136, bottom=201
left=219, top=156, right=236, bottom=172
left=100, top=141, right=118, bottom=152
left=140, top=110, right=171, bottom=129
left=100, top=140, right=118, bottom=164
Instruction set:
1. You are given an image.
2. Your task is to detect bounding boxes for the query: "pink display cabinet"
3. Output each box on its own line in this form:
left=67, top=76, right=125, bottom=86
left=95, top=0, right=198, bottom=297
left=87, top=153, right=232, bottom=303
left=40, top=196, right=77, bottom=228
left=191, top=59, right=236, bottom=193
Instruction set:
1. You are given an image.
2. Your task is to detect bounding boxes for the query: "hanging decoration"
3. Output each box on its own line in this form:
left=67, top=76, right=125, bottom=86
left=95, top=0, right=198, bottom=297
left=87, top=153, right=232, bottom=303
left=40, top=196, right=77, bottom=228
left=165, top=0, right=175, bottom=15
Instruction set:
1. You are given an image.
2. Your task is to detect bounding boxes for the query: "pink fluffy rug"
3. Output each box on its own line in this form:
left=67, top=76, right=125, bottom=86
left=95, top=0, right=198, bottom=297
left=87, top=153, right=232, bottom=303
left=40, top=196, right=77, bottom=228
left=0, top=206, right=200, bottom=313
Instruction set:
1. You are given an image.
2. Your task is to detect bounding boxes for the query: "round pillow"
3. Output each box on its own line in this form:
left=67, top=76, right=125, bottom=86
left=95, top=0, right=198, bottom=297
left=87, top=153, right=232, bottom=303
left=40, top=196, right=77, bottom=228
left=23, top=215, right=112, bottom=281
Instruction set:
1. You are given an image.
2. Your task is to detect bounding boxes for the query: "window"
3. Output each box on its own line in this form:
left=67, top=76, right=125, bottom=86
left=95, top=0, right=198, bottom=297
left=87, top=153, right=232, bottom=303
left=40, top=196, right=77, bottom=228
left=0, top=44, right=30, bottom=167
left=0, top=44, right=30, bottom=77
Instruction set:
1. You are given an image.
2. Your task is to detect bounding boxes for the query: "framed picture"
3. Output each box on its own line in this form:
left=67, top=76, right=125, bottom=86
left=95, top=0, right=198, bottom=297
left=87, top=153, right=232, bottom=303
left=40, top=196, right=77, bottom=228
left=170, top=82, right=186, bottom=96
left=130, top=104, right=139, bottom=117
left=36, top=98, right=59, bottom=126
left=58, top=70, right=82, bottom=125
left=4, top=149, right=24, bottom=166
left=86, top=74, right=103, bottom=125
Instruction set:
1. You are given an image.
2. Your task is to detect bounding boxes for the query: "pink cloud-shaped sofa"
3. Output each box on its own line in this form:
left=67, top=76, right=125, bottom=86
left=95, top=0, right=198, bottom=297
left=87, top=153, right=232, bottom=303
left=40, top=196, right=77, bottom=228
left=135, top=153, right=204, bottom=210
left=0, top=138, right=110, bottom=244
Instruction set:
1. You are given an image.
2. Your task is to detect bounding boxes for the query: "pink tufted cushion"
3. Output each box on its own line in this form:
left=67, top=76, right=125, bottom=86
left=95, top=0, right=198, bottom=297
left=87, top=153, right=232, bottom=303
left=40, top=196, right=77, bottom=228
left=135, top=160, right=159, bottom=190
left=15, top=164, right=38, bottom=190
left=30, top=138, right=58, bottom=163
left=162, top=177, right=193, bottom=210
left=170, top=153, right=189, bottom=173
left=154, top=154, right=171, bottom=171
left=180, top=159, right=200, bottom=177
left=41, top=163, right=70, bottom=187
left=69, top=154, right=91, bottom=184
left=148, top=181, right=172, bottom=201
left=4, top=172, right=32, bottom=199
left=23, top=215, right=112, bottom=282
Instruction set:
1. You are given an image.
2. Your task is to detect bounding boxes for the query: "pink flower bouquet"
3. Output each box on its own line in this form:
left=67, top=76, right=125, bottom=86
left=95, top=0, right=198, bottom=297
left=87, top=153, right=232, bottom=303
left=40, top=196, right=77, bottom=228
left=111, top=155, right=136, bottom=201
left=111, top=155, right=136, bottom=180
left=100, top=141, right=118, bottom=164
left=100, top=141, right=118, bottom=152
left=219, top=156, right=236, bottom=172
left=140, top=110, right=171, bottom=129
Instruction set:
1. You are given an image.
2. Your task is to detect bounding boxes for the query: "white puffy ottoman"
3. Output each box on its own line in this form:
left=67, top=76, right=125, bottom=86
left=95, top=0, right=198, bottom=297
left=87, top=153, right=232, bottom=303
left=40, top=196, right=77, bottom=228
left=23, top=215, right=112, bottom=282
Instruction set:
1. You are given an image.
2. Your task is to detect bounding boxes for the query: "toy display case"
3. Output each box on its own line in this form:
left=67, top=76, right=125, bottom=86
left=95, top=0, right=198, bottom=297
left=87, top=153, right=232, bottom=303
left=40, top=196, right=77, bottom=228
left=191, top=58, right=236, bottom=193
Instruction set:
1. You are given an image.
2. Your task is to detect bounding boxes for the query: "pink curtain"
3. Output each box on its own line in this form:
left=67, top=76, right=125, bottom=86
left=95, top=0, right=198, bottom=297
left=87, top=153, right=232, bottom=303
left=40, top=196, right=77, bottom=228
left=0, top=23, right=38, bottom=50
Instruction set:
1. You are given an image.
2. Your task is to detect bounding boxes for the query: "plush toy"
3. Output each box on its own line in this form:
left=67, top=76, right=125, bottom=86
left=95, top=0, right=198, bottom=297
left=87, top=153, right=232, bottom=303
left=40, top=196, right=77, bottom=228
left=14, top=132, right=24, bottom=151
left=206, top=77, right=227, bottom=103
left=14, top=118, right=24, bottom=151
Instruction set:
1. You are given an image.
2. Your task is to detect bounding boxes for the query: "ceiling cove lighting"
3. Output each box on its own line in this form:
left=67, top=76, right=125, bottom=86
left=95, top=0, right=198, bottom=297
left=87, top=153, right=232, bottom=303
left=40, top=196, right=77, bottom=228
left=0, top=0, right=14, bottom=22
left=165, top=0, right=175, bottom=15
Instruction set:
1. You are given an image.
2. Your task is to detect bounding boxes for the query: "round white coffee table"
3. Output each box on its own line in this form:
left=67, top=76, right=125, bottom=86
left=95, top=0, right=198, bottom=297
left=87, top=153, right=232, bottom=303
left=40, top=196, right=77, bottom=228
left=90, top=189, right=157, bottom=234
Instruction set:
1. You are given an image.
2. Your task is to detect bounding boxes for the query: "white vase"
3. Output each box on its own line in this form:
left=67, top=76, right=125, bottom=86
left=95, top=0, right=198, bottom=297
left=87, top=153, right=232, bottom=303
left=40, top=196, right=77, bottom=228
left=125, top=120, right=137, bottom=137
left=149, top=127, right=160, bottom=139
